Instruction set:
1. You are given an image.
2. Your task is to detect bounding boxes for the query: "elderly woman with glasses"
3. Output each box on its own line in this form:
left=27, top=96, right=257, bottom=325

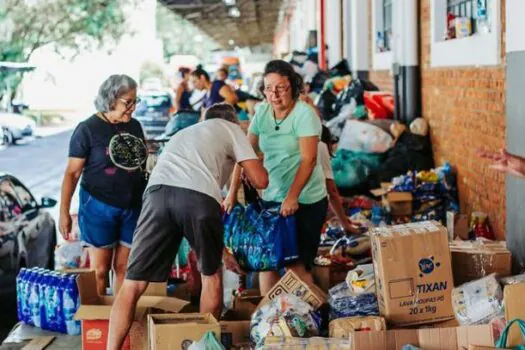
left=225, top=60, right=328, bottom=294
left=59, top=74, right=148, bottom=296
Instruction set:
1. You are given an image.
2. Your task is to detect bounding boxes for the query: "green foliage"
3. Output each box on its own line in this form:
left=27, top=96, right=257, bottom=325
left=139, top=61, right=166, bottom=85
left=0, top=0, right=136, bottom=101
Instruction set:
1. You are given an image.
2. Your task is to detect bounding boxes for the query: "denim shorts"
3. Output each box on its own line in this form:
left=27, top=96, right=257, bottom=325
left=78, top=187, right=140, bottom=249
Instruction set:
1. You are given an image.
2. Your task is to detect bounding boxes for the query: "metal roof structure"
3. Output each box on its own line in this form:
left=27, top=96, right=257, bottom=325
left=157, top=0, right=285, bottom=48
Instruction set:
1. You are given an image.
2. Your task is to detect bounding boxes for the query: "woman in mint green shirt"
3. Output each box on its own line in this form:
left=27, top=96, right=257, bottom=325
left=225, top=60, right=328, bottom=295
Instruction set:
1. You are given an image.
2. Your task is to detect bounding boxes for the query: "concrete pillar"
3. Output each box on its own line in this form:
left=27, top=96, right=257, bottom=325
left=325, top=0, right=342, bottom=67
left=349, top=0, right=369, bottom=80
left=392, top=0, right=420, bottom=123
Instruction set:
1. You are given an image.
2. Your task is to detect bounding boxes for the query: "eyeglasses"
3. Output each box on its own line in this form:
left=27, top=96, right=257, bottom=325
left=120, top=97, right=140, bottom=109
left=263, top=85, right=291, bottom=95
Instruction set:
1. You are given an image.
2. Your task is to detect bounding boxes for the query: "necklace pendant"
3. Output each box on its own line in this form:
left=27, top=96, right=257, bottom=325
left=275, top=126, right=280, bottom=131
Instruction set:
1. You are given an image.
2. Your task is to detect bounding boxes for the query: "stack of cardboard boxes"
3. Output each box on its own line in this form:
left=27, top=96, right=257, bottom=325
left=62, top=219, right=519, bottom=349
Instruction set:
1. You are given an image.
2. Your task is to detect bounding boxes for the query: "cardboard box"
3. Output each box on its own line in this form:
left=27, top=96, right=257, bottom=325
left=148, top=313, right=220, bottom=350
left=312, top=264, right=353, bottom=293
left=450, top=240, right=512, bottom=286
left=329, top=316, right=386, bottom=340
left=257, top=270, right=327, bottom=310
left=74, top=272, right=190, bottom=350
left=353, top=325, right=494, bottom=350
left=264, top=336, right=351, bottom=349
left=371, top=182, right=413, bottom=217
left=504, top=283, right=525, bottom=347
left=447, top=212, right=469, bottom=240
left=232, top=291, right=262, bottom=321
left=220, top=310, right=251, bottom=350
left=371, top=221, right=454, bottom=326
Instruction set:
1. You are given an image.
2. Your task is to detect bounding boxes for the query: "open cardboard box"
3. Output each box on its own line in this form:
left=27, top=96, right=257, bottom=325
left=148, top=313, right=220, bottom=350
left=74, top=271, right=191, bottom=350
left=257, top=270, right=327, bottom=310
left=220, top=309, right=252, bottom=349
left=450, top=240, right=512, bottom=286
left=353, top=324, right=494, bottom=350
left=370, top=182, right=413, bottom=217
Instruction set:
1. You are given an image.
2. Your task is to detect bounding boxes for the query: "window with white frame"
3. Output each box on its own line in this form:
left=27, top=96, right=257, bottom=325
left=444, top=0, right=491, bottom=40
left=431, top=0, right=499, bottom=67
left=372, top=0, right=393, bottom=70
left=382, top=0, right=393, bottom=51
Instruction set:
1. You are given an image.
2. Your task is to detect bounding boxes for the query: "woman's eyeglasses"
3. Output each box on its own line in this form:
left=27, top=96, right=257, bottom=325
left=264, top=85, right=291, bottom=95
left=120, top=97, right=141, bottom=109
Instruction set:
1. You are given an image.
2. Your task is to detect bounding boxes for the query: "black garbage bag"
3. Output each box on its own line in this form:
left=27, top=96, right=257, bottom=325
left=367, top=132, right=434, bottom=189
left=311, top=70, right=329, bottom=93
left=329, top=59, right=351, bottom=78
left=333, top=79, right=380, bottom=116
left=316, top=89, right=338, bottom=121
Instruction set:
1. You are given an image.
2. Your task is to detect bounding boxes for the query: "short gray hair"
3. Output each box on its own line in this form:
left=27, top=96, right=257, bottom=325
left=94, top=74, right=138, bottom=112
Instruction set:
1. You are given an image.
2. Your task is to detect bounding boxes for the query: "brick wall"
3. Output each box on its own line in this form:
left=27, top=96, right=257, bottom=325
left=419, top=0, right=507, bottom=239
left=367, top=0, right=507, bottom=239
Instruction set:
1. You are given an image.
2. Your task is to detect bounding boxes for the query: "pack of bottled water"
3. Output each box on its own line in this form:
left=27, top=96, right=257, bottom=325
left=16, top=267, right=81, bottom=335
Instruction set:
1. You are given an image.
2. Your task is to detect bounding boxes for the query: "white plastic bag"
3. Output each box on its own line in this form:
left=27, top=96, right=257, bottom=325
left=326, top=99, right=357, bottom=139
left=250, top=294, right=320, bottom=347
left=338, top=120, right=394, bottom=154
left=55, top=240, right=83, bottom=270
left=452, top=273, right=503, bottom=325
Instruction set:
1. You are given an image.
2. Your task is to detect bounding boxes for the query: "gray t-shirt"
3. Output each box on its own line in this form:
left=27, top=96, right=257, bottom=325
left=148, top=119, right=258, bottom=203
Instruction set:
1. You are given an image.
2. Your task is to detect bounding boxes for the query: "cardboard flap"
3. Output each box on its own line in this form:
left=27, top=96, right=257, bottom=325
left=75, top=305, right=112, bottom=320
left=257, top=270, right=327, bottom=310
left=149, top=313, right=218, bottom=326
left=143, top=282, right=168, bottom=296
left=135, top=296, right=190, bottom=320
left=387, top=192, right=413, bottom=202
left=76, top=271, right=99, bottom=305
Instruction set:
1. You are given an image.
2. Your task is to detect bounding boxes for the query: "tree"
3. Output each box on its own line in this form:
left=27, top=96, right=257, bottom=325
left=139, top=61, right=166, bottom=86
left=0, top=0, right=137, bottom=103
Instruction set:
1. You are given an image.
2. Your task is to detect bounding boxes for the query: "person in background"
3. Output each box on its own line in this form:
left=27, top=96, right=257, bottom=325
left=107, top=104, right=268, bottom=350
left=478, top=149, right=525, bottom=178
left=216, top=67, right=229, bottom=82
left=174, top=67, right=192, bottom=113
left=59, top=75, right=147, bottom=296
left=319, top=125, right=359, bottom=234
left=224, top=60, right=328, bottom=295
left=190, top=66, right=238, bottom=110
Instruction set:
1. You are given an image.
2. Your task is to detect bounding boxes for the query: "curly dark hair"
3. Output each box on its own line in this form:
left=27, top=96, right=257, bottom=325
left=259, top=60, right=304, bottom=100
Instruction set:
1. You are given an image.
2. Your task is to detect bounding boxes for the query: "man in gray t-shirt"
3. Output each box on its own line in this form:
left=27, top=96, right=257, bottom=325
left=107, top=104, right=268, bottom=350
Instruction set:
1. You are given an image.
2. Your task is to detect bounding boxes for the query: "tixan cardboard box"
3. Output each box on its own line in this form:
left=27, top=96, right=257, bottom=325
left=371, top=221, right=454, bottom=326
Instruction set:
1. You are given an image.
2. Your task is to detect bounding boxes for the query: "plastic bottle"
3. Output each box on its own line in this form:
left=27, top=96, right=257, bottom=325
left=39, top=271, right=50, bottom=330
left=16, top=268, right=27, bottom=322
left=22, top=269, right=34, bottom=324
left=63, top=274, right=81, bottom=335
left=54, top=273, right=66, bottom=333
left=28, top=268, right=42, bottom=327
left=44, top=273, right=62, bottom=332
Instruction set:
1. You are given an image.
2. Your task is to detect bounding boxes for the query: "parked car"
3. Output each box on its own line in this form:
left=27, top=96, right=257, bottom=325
left=0, top=112, right=36, bottom=145
left=0, top=173, right=57, bottom=329
left=133, top=91, right=173, bottom=140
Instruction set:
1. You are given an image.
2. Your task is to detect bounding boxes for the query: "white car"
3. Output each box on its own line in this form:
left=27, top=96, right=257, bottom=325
left=0, top=112, right=36, bottom=145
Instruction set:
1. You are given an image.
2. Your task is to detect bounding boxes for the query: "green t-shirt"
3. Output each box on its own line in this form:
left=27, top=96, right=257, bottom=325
left=249, top=101, right=327, bottom=204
